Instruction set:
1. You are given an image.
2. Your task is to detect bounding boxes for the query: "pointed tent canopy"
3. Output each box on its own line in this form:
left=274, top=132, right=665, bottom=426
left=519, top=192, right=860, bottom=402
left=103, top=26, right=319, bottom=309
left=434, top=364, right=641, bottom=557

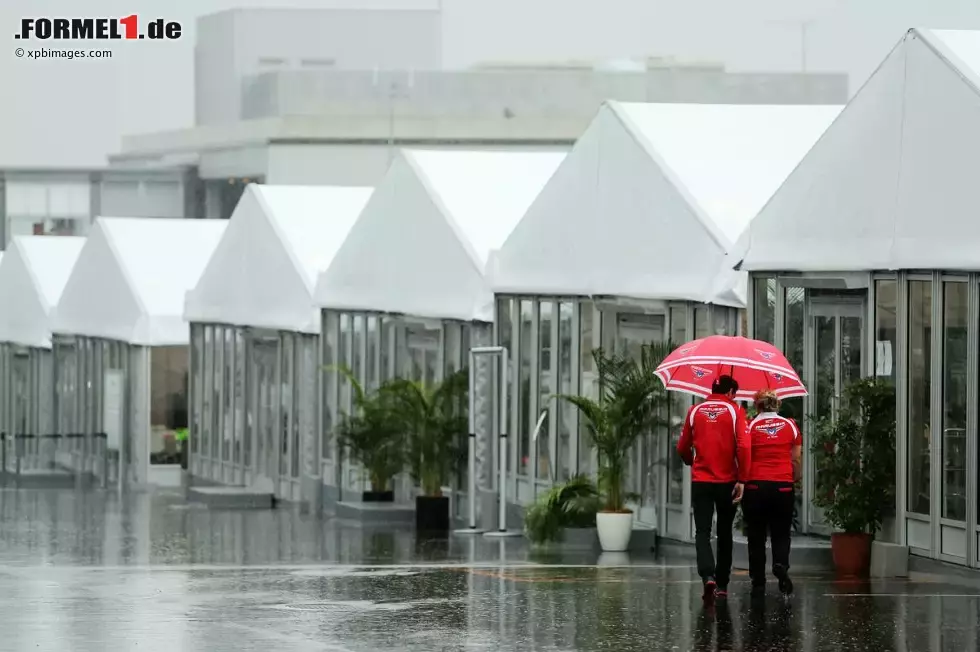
left=52, top=218, right=227, bottom=346
left=185, top=184, right=373, bottom=333
left=0, top=236, right=85, bottom=349
left=741, top=29, right=980, bottom=272
left=488, top=101, right=841, bottom=306
left=313, top=149, right=565, bottom=322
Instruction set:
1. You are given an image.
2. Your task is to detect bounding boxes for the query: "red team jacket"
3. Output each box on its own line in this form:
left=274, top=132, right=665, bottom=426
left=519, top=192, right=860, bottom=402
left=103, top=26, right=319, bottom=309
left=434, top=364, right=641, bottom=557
left=677, top=395, right=751, bottom=483
left=746, top=412, right=801, bottom=483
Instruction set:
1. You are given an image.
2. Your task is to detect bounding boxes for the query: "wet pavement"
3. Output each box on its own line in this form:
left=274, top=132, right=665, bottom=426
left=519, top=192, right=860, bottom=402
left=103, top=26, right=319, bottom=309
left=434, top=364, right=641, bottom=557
left=0, top=488, right=979, bottom=651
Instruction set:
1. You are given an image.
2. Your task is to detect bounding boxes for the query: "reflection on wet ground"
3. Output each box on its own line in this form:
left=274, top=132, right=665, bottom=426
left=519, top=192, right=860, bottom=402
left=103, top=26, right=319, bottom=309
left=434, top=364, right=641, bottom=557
left=0, top=488, right=979, bottom=651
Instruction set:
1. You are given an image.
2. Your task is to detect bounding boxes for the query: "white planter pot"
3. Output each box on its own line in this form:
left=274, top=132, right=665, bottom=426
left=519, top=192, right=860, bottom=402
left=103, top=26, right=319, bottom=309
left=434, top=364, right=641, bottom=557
left=596, top=511, right=633, bottom=552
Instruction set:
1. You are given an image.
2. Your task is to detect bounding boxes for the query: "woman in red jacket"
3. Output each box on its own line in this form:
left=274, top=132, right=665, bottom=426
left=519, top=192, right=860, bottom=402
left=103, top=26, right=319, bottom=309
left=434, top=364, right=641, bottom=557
left=743, top=389, right=802, bottom=599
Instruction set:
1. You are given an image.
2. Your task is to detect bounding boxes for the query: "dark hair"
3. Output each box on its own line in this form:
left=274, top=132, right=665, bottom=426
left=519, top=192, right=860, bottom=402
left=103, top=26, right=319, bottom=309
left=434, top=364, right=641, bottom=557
left=711, top=375, right=739, bottom=396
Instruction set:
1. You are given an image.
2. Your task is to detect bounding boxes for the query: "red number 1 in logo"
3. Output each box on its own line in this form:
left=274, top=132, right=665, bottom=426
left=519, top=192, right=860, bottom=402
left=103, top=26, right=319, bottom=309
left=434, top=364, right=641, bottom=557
left=120, top=14, right=138, bottom=39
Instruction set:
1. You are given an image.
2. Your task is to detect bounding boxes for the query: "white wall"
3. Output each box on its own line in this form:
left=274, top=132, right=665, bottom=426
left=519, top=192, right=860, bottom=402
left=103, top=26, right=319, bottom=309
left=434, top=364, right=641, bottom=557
left=99, top=179, right=185, bottom=218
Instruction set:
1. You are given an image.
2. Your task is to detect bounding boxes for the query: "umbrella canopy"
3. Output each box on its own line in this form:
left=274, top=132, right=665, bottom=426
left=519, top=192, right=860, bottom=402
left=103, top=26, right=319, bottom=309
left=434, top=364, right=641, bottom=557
left=655, top=335, right=807, bottom=401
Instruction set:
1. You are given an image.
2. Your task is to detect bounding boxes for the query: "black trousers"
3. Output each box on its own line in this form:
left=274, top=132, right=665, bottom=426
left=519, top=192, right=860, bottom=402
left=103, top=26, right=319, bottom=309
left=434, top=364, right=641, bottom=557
left=742, top=481, right=795, bottom=586
left=692, top=481, right=737, bottom=587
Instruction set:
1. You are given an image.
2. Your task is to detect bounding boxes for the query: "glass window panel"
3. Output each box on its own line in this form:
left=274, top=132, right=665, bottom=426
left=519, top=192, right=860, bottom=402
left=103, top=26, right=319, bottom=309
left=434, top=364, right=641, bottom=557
left=753, top=277, right=776, bottom=344
left=460, top=325, right=471, bottom=375
left=497, top=298, right=514, bottom=473
left=222, top=330, right=233, bottom=463
left=340, top=314, right=352, bottom=414
left=259, top=339, right=279, bottom=477
left=150, top=345, right=188, bottom=464
left=380, top=316, right=393, bottom=381
left=323, top=312, right=338, bottom=461
left=694, top=305, right=711, bottom=340
left=291, top=338, right=302, bottom=479
left=191, top=326, right=203, bottom=455
left=875, top=280, right=897, bottom=384
left=202, top=327, right=212, bottom=459
left=712, top=307, right=730, bottom=335
left=519, top=300, right=533, bottom=476
left=538, top=301, right=553, bottom=482
left=667, top=306, right=689, bottom=505
left=235, top=330, right=245, bottom=466
left=212, top=328, right=223, bottom=461
left=367, top=316, right=379, bottom=389
left=280, top=335, right=294, bottom=477
left=352, top=315, right=364, bottom=387
left=403, top=324, right=440, bottom=384
left=556, top=302, right=575, bottom=483
left=425, top=333, right=439, bottom=387
left=908, top=280, right=932, bottom=516
left=578, top=300, right=595, bottom=477
left=783, top=286, right=806, bottom=422
left=444, top=323, right=461, bottom=375
left=942, top=282, right=967, bottom=522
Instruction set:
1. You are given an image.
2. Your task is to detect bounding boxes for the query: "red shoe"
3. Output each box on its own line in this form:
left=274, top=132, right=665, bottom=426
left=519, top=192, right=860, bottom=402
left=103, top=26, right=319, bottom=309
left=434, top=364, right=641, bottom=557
left=703, top=579, right=717, bottom=604
left=715, top=587, right=728, bottom=599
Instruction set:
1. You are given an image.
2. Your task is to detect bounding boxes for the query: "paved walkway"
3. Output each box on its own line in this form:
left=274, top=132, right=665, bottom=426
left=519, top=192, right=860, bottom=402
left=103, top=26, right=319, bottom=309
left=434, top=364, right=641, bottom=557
left=0, top=488, right=977, bottom=651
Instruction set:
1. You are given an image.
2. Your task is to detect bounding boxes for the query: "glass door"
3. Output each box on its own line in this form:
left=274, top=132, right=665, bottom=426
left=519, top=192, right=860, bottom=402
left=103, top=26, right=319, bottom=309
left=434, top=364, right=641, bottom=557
left=248, top=337, right=280, bottom=493
left=805, top=301, right=865, bottom=534
left=614, top=312, right=666, bottom=528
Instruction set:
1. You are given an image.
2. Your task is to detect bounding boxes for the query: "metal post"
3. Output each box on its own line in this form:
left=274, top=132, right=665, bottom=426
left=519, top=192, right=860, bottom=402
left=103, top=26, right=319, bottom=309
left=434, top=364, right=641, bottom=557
left=454, top=348, right=484, bottom=534
left=484, top=346, right=521, bottom=538
left=102, top=435, right=109, bottom=489
left=454, top=346, right=521, bottom=537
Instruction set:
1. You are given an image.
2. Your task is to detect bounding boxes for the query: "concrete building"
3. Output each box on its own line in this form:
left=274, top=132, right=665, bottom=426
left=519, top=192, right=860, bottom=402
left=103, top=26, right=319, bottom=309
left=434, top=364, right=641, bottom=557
left=0, top=167, right=197, bottom=250
left=107, top=8, right=849, bottom=221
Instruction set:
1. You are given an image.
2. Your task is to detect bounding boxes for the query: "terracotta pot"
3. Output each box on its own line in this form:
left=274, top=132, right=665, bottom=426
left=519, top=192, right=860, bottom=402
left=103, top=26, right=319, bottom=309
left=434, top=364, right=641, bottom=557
left=831, top=532, right=873, bottom=577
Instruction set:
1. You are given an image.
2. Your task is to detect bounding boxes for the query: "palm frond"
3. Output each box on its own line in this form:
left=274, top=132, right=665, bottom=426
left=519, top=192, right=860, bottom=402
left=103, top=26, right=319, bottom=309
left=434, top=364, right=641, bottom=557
left=325, top=363, right=367, bottom=407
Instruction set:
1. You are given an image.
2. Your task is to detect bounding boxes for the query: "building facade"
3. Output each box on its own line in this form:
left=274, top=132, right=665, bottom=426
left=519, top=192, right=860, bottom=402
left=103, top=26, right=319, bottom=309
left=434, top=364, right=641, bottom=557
left=741, top=29, right=980, bottom=567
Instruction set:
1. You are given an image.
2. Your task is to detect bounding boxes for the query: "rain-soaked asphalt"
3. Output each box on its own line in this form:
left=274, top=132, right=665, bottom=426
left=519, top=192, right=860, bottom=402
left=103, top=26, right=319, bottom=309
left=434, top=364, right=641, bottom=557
left=0, top=487, right=979, bottom=651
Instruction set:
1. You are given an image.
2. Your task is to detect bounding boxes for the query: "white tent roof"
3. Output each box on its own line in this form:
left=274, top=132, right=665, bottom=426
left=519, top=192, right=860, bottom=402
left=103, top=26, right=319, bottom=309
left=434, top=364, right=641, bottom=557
left=185, top=184, right=372, bottom=333
left=0, top=236, right=85, bottom=349
left=52, top=218, right=227, bottom=346
left=313, top=149, right=565, bottom=322
left=488, top=101, right=841, bottom=306
left=741, top=29, right=980, bottom=272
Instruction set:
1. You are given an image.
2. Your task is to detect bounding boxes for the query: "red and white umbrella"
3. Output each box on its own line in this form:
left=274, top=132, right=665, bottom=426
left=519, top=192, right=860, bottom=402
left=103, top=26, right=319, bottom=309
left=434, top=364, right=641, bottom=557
left=655, top=335, right=807, bottom=401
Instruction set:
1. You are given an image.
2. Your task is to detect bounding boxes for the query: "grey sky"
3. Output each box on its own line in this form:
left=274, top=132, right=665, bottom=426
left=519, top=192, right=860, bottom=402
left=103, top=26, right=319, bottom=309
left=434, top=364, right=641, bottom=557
left=3, top=0, right=980, bottom=167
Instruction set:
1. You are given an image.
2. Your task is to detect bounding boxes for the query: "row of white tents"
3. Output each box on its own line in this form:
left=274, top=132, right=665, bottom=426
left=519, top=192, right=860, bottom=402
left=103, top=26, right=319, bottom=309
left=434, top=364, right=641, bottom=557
left=1, top=28, right=976, bottom=528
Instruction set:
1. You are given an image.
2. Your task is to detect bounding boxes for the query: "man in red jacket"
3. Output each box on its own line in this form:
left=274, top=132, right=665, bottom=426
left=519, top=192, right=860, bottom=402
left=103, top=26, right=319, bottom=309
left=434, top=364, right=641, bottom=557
left=677, top=375, right=751, bottom=603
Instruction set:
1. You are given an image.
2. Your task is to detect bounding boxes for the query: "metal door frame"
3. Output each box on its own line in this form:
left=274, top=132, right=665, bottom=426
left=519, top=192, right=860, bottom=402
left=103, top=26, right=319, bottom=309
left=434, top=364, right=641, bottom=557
left=803, top=298, right=866, bottom=535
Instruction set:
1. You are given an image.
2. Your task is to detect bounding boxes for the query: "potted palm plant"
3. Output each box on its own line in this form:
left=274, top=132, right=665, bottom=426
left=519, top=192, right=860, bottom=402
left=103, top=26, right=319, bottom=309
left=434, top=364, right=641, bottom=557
left=523, top=474, right=600, bottom=545
left=810, top=377, right=896, bottom=576
left=383, top=368, right=468, bottom=532
left=332, top=367, right=405, bottom=502
left=559, top=343, right=671, bottom=552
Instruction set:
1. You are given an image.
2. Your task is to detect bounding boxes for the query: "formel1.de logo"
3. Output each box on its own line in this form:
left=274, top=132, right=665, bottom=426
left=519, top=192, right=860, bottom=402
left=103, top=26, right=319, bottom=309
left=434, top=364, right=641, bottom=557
left=15, top=16, right=182, bottom=40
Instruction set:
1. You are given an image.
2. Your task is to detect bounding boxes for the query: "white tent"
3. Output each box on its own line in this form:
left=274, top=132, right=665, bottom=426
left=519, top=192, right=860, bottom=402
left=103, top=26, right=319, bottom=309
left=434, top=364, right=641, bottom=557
left=741, top=29, right=980, bottom=272
left=313, top=149, right=565, bottom=322
left=52, top=218, right=227, bottom=345
left=0, top=236, right=85, bottom=349
left=185, top=184, right=373, bottom=333
left=488, top=101, right=841, bottom=306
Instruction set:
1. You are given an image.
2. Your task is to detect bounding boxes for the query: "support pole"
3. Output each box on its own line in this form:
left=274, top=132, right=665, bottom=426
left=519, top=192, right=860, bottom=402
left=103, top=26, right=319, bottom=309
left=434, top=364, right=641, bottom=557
left=484, top=346, right=521, bottom=538
left=454, top=348, right=484, bottom=534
